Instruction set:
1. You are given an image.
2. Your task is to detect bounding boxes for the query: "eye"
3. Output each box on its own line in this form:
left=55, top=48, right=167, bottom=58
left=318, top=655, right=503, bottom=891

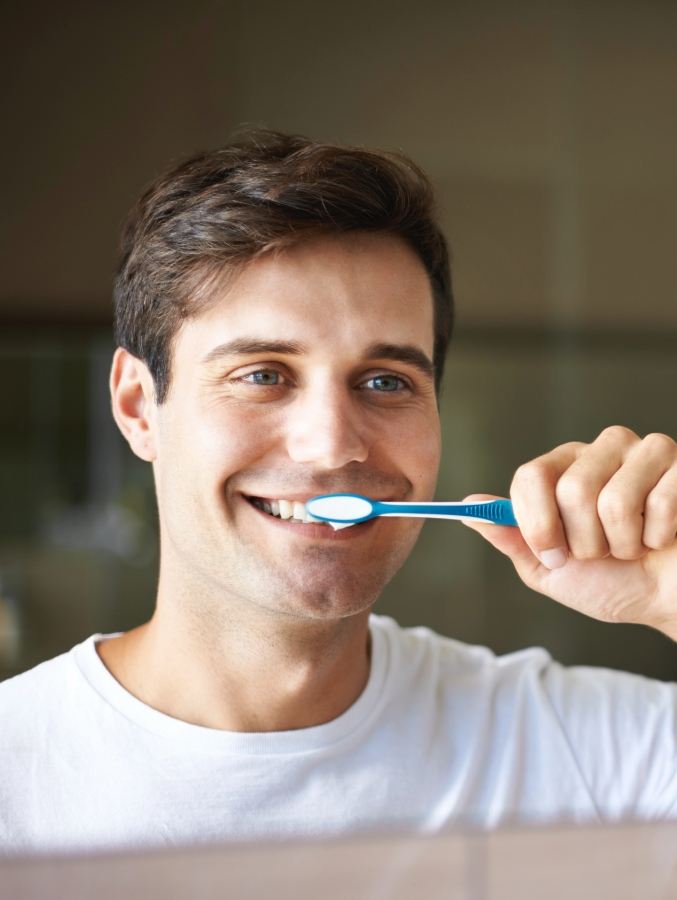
left=361, top=373, right=409, bottom=393
left=239, top=369, right=286, bottom=386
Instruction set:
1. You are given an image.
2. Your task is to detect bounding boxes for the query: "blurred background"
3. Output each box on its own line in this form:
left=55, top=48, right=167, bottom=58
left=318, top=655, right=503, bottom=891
left=1, top=0, right=675, bottom=682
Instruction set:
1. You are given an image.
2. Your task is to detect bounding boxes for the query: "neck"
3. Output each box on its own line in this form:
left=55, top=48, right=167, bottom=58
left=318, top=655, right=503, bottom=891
left=97, top=580, right=372, bottom=733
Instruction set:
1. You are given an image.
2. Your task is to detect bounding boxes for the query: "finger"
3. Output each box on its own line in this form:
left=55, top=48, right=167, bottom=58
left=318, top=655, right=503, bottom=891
left=460, top=493, right=544, bottom=582
left=643, top=464, right=677, bottom=551
left=555, top=427, right=638, bottom=560
left=598, top=432, right=675, bottom=559
left=510, top=442, right=585, bottom=569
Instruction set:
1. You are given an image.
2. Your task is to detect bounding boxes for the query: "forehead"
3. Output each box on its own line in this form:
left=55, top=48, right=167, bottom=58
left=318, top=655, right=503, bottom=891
left=175, top=232, right=435, bottom=363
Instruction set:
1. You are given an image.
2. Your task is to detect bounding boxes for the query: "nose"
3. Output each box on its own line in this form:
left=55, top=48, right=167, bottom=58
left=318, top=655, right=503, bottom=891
left=285, top=378, right=370, bottom=469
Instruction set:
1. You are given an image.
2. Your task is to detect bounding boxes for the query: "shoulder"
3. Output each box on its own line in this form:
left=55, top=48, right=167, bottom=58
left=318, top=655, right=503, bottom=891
left=369, top=613, right=676, bottom=715
left=541, top=656, right=677, bottom=733
left=0, top=635, right=103, bottom=741
left=0, top=650, right=71, bottom=702
left=369, top=612, right=552, bottom=686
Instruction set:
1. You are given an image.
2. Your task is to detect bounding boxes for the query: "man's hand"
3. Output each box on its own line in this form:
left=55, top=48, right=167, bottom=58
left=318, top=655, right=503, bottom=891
left=462, top=427, right=677, bottom=639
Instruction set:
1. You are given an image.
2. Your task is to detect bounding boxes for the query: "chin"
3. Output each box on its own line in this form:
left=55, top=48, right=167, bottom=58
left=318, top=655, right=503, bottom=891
left=255, top=566, right=388, bottom=622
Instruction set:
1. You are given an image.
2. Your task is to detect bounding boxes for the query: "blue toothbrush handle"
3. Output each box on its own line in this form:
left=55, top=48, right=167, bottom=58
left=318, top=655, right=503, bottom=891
left=452, top=499, right=518, bottom=526
left=375, top=498, right=518, bottom=526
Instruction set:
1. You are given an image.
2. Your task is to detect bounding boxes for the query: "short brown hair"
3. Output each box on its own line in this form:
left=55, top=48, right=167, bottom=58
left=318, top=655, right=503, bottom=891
left=113, top=128, right=453, bottom=403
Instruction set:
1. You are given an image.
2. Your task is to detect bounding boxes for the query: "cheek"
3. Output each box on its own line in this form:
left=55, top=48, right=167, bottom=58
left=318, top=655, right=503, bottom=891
left=405, top=418, right=441, bottom=492
left=187, top=405, right=277, bottom=477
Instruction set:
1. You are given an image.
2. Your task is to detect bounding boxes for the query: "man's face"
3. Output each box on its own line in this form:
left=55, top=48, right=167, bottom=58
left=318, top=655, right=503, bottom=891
left=149, top=232, right=441, bottom=622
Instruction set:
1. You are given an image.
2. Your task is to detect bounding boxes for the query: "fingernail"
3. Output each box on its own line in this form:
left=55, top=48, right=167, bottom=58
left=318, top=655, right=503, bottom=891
left=539, top=548, right=568, bottom=570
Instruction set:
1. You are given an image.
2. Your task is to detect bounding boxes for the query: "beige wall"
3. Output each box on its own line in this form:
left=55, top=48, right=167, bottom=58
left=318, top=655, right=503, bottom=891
left=2, top=0, right=676, bottom=330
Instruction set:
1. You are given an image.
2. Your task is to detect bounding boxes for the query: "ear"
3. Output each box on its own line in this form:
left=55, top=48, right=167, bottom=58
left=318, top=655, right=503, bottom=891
left=110, top=348, right=158, bottom=462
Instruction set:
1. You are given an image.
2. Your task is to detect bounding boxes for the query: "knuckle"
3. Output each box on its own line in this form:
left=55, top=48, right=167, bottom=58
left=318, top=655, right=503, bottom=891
left=611, top=544, right=647, bottom=561
left=570, top=544, right=607, bottom=562
left=600, top=424, right=637, bottom=445
left=510, top=465, right=526, bottom=492
left=526, top=520, right=561, bottom=549
left=567, top=525, right=610, bottom=561
left=642, top=432, right=675, bottom=457
left=555, top=474, right=590, bottom=507
left=597, top=488, right=632, bottom=524
left=561, top=440, right=588, bottom=455
left=512, top=459, right=550, bottom=489
left=643, top=532, right=675, bottom=551
left=645, top=490, right=677, bottom=522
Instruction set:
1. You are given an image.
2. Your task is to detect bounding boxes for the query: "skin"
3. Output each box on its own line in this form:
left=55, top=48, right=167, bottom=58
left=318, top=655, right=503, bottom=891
left=104, top=230, right=677, bottom=734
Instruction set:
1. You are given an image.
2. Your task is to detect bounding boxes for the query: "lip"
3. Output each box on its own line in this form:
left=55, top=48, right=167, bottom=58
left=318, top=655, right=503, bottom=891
left=240, top=493, right=377, bottom=540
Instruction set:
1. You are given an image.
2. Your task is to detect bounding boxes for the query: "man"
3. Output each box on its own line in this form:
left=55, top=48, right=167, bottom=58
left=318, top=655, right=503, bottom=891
left=1, top=129, right=676, bottom=857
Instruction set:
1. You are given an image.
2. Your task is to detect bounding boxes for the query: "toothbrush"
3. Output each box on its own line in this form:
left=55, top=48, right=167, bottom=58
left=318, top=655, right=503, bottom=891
left=306, top=493, right=518, bottom=530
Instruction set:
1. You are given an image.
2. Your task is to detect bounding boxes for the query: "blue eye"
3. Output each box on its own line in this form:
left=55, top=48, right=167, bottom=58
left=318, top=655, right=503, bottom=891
left=364, top=374, right=407, bottom=392
left=243, top=370, right=282, bottom=386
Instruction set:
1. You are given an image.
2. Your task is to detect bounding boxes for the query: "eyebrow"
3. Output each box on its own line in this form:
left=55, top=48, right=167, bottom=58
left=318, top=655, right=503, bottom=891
left=200, top=338, right=435, bottom=380
left=365, top=342, right=435, bottom=380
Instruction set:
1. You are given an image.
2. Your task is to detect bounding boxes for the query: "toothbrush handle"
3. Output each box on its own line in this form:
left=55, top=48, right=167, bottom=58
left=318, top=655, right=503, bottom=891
left=376, top=499, right=518, bottom=526
left=453, top=499, right=518, bottom=526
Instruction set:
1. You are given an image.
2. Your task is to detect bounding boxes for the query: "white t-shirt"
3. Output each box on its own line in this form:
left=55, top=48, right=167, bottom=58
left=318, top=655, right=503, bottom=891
left=1, top=614, right=676, bottom=857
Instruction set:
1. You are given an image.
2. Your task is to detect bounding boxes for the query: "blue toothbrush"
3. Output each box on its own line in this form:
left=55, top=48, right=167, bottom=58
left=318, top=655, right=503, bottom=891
left=306, top=493, right=518, bottom=529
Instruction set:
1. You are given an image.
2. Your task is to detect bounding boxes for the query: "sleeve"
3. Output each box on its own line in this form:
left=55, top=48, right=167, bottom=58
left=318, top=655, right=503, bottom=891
left=541, top=660, right=677, bottom=821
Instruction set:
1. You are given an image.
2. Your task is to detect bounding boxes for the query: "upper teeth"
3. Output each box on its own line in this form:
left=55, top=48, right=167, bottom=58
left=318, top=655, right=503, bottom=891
left=252, top=497, right=323, bottom=524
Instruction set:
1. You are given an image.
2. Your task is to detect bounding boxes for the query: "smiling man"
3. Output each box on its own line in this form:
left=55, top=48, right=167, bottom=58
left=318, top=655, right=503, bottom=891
left=105, top=229, right=441, bottom=734
left=1, top=129, right=676, bottom=857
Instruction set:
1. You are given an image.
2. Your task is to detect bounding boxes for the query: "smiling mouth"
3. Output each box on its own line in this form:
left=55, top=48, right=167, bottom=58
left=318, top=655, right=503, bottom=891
left=245, top=495, right=329, bottom=525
